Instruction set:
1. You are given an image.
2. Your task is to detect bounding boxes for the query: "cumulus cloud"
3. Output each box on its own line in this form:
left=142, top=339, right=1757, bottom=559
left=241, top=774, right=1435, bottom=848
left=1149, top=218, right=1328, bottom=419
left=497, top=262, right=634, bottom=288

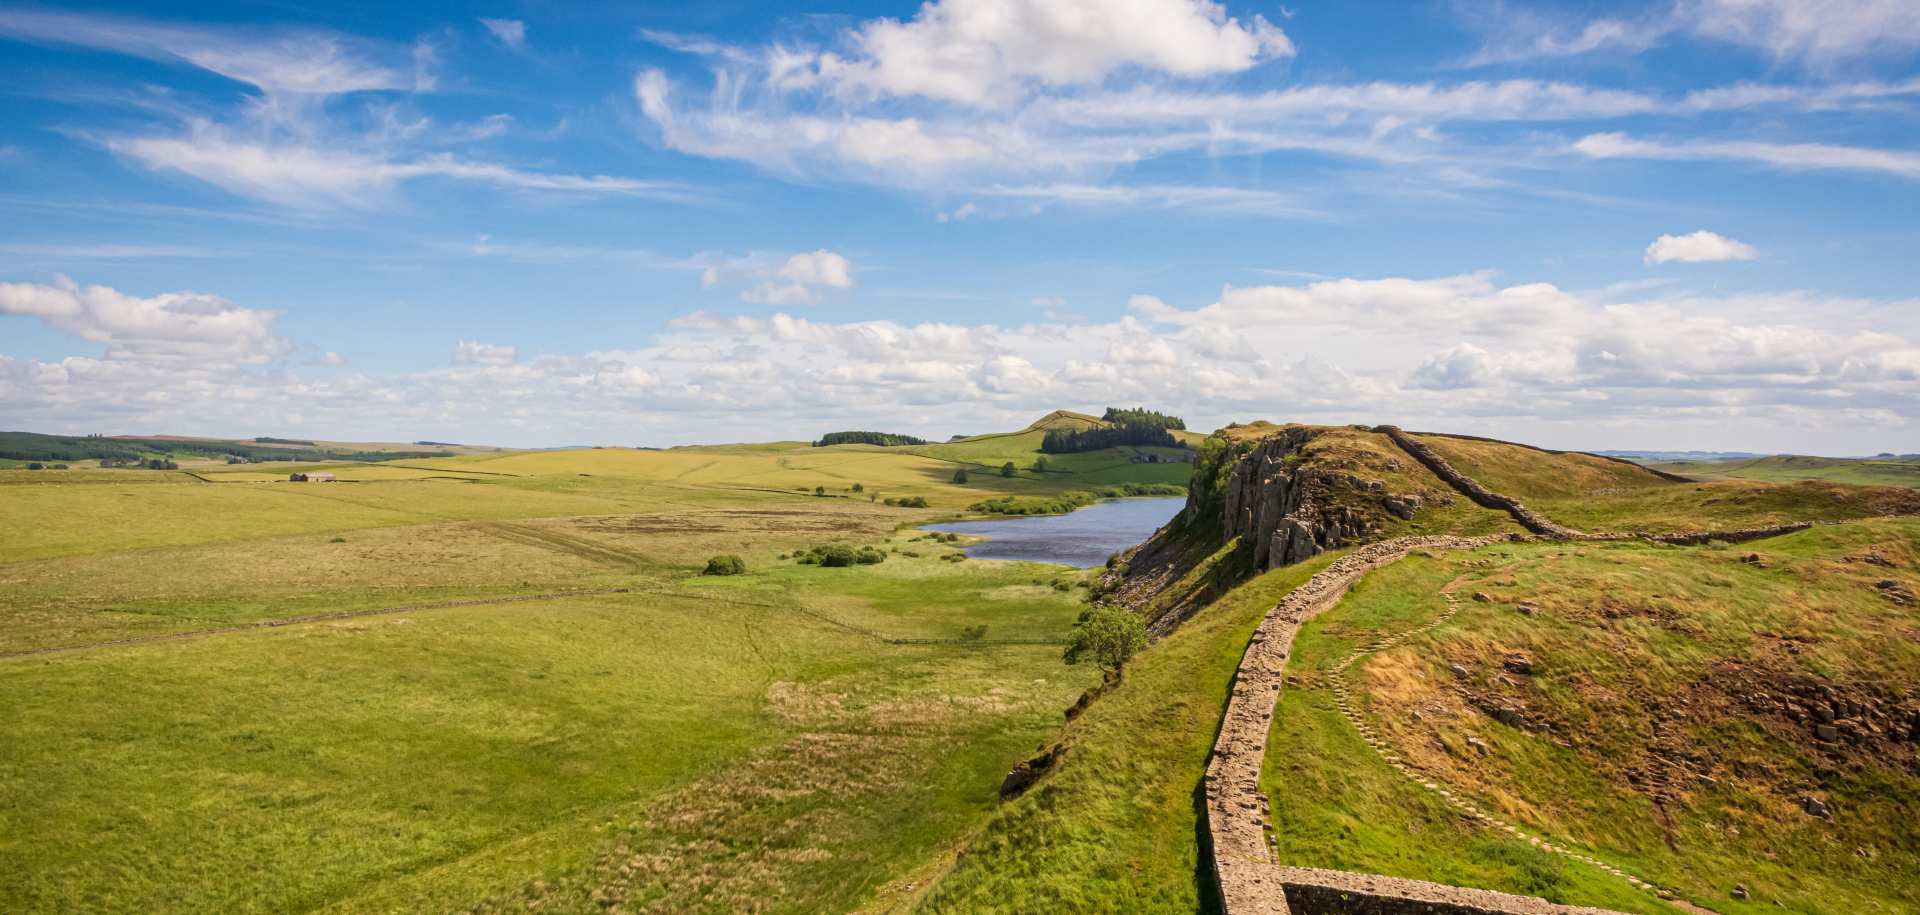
left=701, top=249, right=857, bottom=305
left=0, top=275, right=284, bottom=362
left=6, top=270, right=1916, bottom=452
left=1645, top=230, right=1758, bottom=264
left=808, top=0, right=1293, bottom=107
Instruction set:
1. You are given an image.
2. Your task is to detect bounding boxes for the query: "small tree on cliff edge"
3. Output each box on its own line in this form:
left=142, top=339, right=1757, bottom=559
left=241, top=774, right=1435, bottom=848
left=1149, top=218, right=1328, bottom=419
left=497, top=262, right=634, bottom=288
left=1063, top=607, right=1146, bottom=674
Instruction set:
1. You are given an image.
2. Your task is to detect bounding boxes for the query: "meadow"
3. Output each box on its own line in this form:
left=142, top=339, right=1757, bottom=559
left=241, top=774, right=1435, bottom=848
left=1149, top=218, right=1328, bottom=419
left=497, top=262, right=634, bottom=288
left=0, top=420, right=1193, bottom=914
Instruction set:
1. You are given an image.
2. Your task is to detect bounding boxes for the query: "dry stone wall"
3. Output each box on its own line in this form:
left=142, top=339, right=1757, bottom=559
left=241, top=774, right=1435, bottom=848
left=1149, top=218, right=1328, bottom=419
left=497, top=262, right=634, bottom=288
left=1374, top=426, right=1581, bottom=540
left=1203, top=535, right=1507, bottom=915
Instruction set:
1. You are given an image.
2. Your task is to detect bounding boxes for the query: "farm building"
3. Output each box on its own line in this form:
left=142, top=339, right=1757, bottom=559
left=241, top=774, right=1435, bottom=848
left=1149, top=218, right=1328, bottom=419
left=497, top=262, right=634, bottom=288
left=289, top=472, right=336, bottom=482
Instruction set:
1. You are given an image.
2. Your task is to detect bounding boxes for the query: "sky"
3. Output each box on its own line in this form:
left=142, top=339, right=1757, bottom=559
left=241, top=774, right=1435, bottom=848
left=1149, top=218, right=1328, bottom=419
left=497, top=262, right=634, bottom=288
left=0, top=0, right=1917, bottom=453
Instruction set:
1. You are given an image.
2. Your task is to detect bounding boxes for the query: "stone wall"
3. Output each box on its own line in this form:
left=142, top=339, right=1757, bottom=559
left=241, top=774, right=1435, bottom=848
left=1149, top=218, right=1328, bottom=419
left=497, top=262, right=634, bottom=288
left=1203, top=535, right=1507, bottom=915
left=1374, top=426, right=1581, bottom=540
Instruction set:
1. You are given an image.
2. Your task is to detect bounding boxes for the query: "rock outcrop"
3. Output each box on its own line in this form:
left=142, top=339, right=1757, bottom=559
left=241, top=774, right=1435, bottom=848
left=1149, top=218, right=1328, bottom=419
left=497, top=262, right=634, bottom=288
left=1217, top=427, right=1425, bottom=572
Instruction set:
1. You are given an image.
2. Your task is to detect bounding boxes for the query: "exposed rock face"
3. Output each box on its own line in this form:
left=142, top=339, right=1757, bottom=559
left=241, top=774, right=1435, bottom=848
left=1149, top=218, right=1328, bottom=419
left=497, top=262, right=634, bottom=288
left=1216, top=427, right=1416, bottom=572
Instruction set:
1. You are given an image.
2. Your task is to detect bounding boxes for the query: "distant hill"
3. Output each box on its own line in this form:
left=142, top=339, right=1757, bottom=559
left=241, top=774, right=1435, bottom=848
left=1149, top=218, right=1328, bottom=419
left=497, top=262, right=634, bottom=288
left=1653, top=454, right=1920, bottom=488
left=1595, top=449, right=1764, bottom=462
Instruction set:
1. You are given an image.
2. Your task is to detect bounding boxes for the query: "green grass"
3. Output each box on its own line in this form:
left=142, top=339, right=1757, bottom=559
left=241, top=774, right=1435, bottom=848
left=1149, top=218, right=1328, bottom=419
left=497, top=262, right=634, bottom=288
left=1266, top=524, right=1920, bottom=915
left=1654, top=455, right=1920, bottom=489
left=0, top=549, right=1099, bottom=914
left=917, top=555, right=1335, bottom=913
left=0, top=423, right=1190, bottom=914
left=1410, top=433, right=1919, bottom=532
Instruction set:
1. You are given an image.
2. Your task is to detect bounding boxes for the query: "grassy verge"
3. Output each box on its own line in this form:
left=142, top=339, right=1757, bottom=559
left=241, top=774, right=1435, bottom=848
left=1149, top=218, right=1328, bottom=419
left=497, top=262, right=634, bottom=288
left=915, top=555, right=1336, bottom=913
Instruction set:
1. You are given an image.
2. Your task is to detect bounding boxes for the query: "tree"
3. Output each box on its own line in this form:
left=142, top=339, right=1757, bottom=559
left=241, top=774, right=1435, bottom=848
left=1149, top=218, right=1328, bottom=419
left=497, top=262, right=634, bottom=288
left=1000, top=462, right=1016, bottom=477
left=952, top=468, right=969, bottom=484
left=1063, top=607, right=1147, bottom=673
left=26, top=462, right=44, bottom=470
left=1032, top=456, right=1049, bottom=473
left=851, top=482, right=863, bottom=492
left=702, top=555, right=747, bottom=576
left=814, top=485, right=827, bottom=496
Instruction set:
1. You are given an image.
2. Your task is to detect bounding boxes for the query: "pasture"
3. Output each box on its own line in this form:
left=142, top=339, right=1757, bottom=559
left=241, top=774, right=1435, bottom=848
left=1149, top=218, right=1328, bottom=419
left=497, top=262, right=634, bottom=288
left=0, top=432, right=1181, bottom=913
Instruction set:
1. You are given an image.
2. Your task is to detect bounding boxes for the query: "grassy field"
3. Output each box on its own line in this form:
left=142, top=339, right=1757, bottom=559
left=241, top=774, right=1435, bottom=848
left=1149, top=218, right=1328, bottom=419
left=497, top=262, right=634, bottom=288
left=1411, top=433, right=1920, bottom=532
left=1652, top=455, right=1920, bottom=489
left=1266, top=524, right=1920, bottom=914
left=0, top=413, right=1212, bottom=914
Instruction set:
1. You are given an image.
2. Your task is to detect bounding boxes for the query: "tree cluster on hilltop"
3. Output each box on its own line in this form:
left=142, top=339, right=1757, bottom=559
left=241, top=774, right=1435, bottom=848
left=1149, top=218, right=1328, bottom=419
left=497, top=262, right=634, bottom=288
left=1041, top=407, right=1188, bottom=454
left=813, top=430, right=928, bottom=447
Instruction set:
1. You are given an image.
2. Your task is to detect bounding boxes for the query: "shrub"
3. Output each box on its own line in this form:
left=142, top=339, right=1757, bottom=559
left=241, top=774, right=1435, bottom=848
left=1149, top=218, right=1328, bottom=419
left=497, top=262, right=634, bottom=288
left=941, top=553, right=967, bottom=562
left=814, top=485, right=827, bottom=496
left=1000, top=461, right=1016, bottom=477
left=952, top=468, right=969, bottom=484
left=702, top=554, right=747, bottom=576
left=854, top=546, right=886, bottom=565
left=1032, top=456, right=1049, bottom=473
left=51, top=463, right=67, bottom=469
left=851, top=482, right=864, bottom=492
left=815, top=545, right=857, bottom=567
left=26, top=462, right=44, bottom=470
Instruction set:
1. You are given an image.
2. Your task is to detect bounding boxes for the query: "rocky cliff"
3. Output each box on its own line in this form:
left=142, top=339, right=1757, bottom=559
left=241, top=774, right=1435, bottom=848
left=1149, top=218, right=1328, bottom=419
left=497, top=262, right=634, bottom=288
left=1105, top=424, right=1458, bottom=634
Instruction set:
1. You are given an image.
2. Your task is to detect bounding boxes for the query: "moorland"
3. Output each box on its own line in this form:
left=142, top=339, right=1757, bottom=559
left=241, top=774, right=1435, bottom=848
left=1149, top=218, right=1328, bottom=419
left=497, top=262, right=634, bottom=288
left=2, top=413, right=1916, bottom=915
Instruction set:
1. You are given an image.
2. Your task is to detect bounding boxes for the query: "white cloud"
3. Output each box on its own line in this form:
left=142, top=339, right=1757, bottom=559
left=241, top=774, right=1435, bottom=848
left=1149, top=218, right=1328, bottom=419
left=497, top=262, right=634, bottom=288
left=1645, top=230, right=1758, bottom=264
left=7, top=271, right=1917, bottom=453
left=775, top=250, right=854, bottom=289
left=1576, top=132, right=1920, bottom=179
left=1683, top=0, right=1920, bottom=65
left=636, top=11, right=1920, bottom=212
left=109, top=120, right=697, bottom=208
left=811, top=0, right=1293, bottom=107
left=1460, top=0, right=1920, bottom=68
left=479, top=18, right=526, bottom=50
left=0, top=275, right=284, bottom=362
left=453, top=340, right=516, bottom=365
left=700, top=249, right=857, bottom=305
left=937, top=201, right=978, bottom=223
left=0, top=8, right=415, bottom=95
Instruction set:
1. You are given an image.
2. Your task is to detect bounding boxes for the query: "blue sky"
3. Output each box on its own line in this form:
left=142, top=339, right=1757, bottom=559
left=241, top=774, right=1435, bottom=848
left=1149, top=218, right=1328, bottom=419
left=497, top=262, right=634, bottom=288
left=1, top=0, right=1917, bottom=452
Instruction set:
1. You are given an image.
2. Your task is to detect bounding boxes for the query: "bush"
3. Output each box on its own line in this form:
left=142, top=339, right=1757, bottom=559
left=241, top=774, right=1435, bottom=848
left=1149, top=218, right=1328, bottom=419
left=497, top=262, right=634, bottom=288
left=960, top=625, right=988, bottom=641
left=26, top=462, right=44, bottom=470
left=51, top=463, right=67, bottom=469
left=885, top=495, right=929, bottom=508
left=854, top=546, right=886, bottom=565
left=851, top=482, right=864, bottom=492
left=814, top=485, right=827, bottom=496
left=815, top=545, right=857, bottom=567
left=702, top=554, right=747, bottom=576
left=1032, top=456, right=1049, bottom=473
left=1000, top=462, right=1016, bottom=477
left=952, top=468, right=969, bottom=484
left=1063, top=607, right=1147, bottom=673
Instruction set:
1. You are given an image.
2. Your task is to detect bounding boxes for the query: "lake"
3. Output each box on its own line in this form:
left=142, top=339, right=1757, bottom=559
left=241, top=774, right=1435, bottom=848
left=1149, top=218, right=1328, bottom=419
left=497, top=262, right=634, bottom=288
left=924, top=496, right=1186, bottom=568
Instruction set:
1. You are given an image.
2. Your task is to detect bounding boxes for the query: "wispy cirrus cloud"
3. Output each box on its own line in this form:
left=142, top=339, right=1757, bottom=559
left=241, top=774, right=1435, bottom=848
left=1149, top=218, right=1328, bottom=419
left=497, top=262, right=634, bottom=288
left=1575, top=132, right=1920, bottom=179
left=1457, top=0, right=1920, bottom=68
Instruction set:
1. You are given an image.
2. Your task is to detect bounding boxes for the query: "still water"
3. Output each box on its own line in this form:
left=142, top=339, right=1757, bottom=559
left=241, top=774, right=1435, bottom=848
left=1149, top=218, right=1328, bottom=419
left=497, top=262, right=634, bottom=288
left=923, top=496, right=1186, bottom=568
